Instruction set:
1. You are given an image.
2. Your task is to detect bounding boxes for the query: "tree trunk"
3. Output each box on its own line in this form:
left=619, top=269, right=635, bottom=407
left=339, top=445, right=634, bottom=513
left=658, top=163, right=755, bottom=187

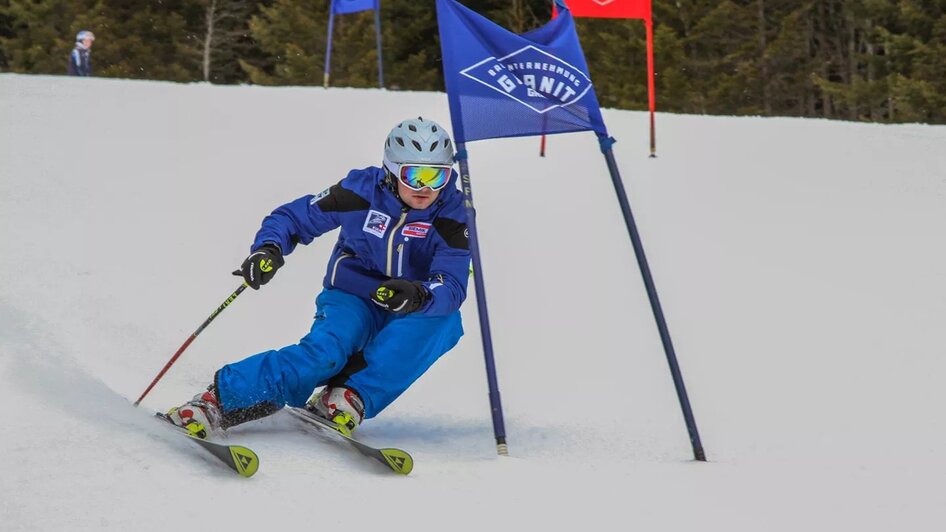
left=203, top=0, right=217, bottom=82
left=806, top=5, right=816, bottom=116
left=510, top=0, right=525, bottom=33
left=865, top=19, right=875, bottom=121
left=886, top=38, right=895, bottom=121
left=758, top=0, right=770, bottom=114
left=847, top=7, right=858, bottom=120
left=815, top=3, right=833, bottom=118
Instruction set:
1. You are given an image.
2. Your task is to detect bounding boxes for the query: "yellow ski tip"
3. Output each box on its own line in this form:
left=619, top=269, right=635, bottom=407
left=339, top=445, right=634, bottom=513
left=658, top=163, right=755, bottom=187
left=229, top=446, right=260, bottom=477
left=380, top=448, right=413, bottom=475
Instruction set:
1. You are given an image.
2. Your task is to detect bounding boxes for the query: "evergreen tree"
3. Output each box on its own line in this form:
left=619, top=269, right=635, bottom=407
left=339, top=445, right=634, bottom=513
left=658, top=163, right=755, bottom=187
left=0, top=2, right=13, bottom=70
left=575, top=17, right=648, bottom=110
left=194, top=0, right=260, bottom=84
left=381, top=0, right=441, bottom=90
left=241, top=0, right=327, bottom=85
left=89, top=0, right=201, bottom=81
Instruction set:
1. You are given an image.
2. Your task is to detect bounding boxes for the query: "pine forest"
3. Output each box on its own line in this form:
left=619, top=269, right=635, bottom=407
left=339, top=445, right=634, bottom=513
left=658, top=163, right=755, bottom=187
left=1, top=0, right=944, bottom=124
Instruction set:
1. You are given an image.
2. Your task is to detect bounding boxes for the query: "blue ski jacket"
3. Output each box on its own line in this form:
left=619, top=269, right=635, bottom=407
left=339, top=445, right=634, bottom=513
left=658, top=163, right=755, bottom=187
left=251, top=167, right=471, bottom=316
left=67, top=45, right=92, bottom=76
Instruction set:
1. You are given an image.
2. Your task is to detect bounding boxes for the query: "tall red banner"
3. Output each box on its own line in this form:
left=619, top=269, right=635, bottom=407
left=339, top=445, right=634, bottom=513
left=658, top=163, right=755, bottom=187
left=565, top=0, right=651, bottom=21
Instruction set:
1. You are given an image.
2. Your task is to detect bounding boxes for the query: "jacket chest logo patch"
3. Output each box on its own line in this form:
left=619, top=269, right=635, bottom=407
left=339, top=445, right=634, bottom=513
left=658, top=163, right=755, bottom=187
left=363, top=210, right=391, bottom=238
left=402, top=222, right=431, bottom=238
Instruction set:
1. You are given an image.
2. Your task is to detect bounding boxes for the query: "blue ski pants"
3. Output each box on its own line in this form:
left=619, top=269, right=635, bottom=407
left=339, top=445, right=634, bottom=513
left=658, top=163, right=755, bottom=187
left=215, top=288, right=463, bottom=420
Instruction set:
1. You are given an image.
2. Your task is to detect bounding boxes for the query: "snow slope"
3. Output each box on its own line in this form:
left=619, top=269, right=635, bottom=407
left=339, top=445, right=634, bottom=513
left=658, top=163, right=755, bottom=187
left=2, top=73, right=945, bottom=531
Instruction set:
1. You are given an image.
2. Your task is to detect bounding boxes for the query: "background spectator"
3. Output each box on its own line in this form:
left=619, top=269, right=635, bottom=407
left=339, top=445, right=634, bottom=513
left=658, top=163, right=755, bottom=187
left=67, top=30, right=94, bottom=76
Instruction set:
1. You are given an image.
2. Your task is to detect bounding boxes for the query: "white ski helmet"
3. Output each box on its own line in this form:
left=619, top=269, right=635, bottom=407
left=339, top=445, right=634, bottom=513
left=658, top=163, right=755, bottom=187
left=383, top=117, right=454, bottom=170
left=76, top=30, right=95, bottom=43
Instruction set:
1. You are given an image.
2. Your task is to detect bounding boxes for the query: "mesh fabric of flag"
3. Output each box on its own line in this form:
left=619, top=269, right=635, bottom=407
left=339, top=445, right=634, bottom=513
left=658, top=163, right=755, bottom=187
left=333, top=0, right=377, bottom=15
left=437, top=0, right=608, bottom=143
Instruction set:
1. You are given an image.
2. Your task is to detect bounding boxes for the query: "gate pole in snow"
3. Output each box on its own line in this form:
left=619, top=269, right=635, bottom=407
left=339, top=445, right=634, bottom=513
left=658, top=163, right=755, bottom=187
left=599, top=136, right=706, bottom=461
left=455, top=145, right=508, bottom=456
left=374, top=3, right=384, bottom=88
left=323, top=3, right=336, bottom=88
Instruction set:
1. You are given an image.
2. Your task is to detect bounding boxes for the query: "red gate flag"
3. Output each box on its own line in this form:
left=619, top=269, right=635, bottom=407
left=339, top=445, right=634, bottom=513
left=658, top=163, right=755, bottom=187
left=564, top=0, right=651, bottom=21
left=554, top=0, right=657, bottom=156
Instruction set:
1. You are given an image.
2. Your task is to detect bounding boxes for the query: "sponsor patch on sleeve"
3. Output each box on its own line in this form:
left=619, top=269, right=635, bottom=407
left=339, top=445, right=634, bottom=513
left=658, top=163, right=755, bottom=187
left=402, top=222, right=431, bottom=238
left=310, top=188, right=332, bottom=204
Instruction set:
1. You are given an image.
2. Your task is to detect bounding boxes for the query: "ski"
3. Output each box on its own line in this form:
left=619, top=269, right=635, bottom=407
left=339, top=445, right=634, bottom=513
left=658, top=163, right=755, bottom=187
left=285, top=406, right=413, bottom=475
left=155, top=413, right=259, bottom=478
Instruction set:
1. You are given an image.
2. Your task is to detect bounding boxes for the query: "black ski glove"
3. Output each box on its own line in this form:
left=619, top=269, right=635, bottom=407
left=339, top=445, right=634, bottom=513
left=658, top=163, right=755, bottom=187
left=233, top=244, right=284, bottom=289
left=371, top=279, right=429, bottom=315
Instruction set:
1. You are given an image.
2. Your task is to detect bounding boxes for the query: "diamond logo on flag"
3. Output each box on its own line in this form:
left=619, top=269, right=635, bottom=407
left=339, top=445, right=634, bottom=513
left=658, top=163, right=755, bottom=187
left=460, top=45, right=594, bottom=114
left=437, top=0, right=608, bottom=141
left=593, top=0, right=616, bottom=5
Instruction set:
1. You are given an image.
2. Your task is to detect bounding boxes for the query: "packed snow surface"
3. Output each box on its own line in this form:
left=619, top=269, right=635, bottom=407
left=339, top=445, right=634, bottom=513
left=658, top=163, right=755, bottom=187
left=2, top=74, right=945, bottom=531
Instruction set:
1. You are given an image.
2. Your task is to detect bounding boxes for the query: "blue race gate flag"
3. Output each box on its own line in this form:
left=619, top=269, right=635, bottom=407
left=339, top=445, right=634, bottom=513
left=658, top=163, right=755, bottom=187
left=333, top=0, right=377, bottom=15
left=436, top=0, right=608, bottom=143
left=325, top=0, right=384, bottom=88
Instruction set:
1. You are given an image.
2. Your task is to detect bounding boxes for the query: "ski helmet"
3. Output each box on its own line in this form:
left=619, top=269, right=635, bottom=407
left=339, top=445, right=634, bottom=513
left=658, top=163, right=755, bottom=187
left=383, top=117, right=454, bottom=173
left=76, top=30, right=95, bottom=43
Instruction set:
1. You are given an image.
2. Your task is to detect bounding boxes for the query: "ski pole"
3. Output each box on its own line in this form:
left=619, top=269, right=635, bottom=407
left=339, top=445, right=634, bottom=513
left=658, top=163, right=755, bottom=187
left=134, top=282, right=249, bottom=407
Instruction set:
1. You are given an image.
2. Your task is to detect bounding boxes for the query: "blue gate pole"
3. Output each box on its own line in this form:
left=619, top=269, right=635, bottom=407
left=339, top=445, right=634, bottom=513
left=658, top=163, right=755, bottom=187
left=323, top=3, right=336, bottom=88
left=455, top=145, right=508, bottom=456
left=599, top=136, right=706, bottom=462
left=374, top=1, right=384, bottom=88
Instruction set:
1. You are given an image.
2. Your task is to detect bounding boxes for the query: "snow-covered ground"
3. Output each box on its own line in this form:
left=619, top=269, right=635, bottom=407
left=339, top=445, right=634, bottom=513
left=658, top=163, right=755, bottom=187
left=2, top=73, right=945, bottom=531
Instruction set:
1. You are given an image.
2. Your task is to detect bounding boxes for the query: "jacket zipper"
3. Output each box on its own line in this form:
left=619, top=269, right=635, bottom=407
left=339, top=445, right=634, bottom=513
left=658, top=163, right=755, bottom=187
left=396, top=244, right=404, bottom=277
left=386, top=211, right=408, bottom=276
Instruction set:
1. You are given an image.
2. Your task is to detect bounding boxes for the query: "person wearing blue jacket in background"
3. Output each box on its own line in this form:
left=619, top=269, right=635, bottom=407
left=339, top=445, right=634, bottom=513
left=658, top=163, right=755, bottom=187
left=67, top=30, right=94, bottom=76
left=165, top=117, right=470, bottom=438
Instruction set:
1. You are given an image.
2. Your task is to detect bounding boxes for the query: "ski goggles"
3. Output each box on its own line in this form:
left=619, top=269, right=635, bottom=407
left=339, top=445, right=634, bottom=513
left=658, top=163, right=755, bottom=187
left=385, top=160, right=452, bottom=191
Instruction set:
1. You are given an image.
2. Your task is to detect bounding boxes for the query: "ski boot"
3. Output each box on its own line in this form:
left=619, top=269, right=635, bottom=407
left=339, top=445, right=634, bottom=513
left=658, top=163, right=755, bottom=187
left=165, top=386, right=222, bottom=439
left=306, top=386, right=365, bottom=437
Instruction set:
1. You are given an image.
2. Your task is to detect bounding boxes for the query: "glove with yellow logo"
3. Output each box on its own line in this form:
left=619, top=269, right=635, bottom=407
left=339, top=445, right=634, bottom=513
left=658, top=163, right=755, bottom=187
left=234, top=244, right=284, bottom=290
left=370, top=279, right=429, bottom=315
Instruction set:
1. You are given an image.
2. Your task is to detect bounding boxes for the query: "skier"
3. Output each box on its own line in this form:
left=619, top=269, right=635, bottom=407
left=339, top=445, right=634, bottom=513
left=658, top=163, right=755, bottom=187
left=67, top=30, right=95, bottom=76
left=165, top=117, right=470, bottom=438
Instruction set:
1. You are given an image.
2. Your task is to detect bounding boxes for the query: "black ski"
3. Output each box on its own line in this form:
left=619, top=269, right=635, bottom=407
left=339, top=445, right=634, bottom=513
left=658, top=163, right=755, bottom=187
left=155, top=413, right=259, bottom=478
left=285, top=406, right=413, bottom=475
